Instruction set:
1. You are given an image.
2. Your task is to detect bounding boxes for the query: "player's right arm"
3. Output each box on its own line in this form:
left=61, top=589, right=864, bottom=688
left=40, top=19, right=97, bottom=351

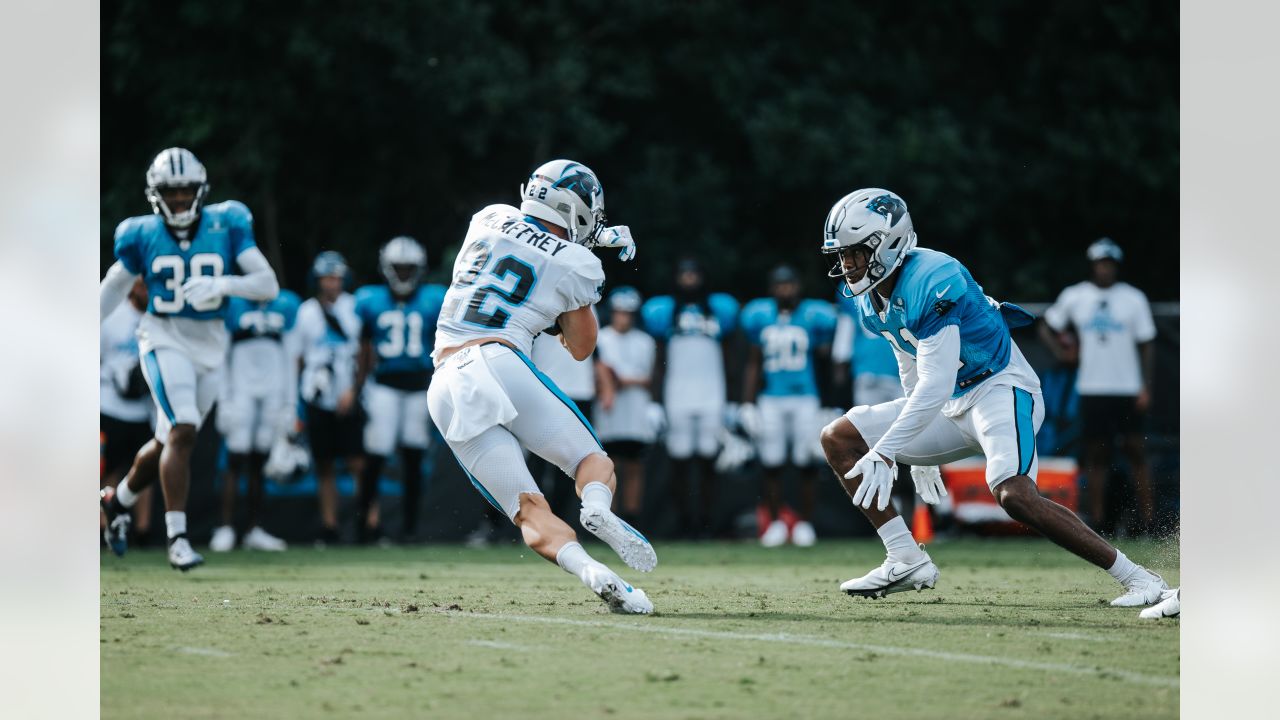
left=557, top=304, right=598, bottom=361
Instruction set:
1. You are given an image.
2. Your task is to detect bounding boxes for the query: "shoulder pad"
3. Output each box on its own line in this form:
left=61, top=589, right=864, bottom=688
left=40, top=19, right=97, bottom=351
left=208, top=200, right=254, bottom=227
left=641, top=296, right=675, bottom=337
left=709, top=293, right=741, bottom=331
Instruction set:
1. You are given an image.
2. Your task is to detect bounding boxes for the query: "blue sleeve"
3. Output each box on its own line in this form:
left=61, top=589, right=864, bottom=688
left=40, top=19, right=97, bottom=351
left=279, top=290, right=301, bottom=331
left=353, top=286, right=377, bottom=338
left=709, top=293, right=740, bottom=334
left=223, top=297, right=243, bottom=331
left=423, top=284, right=447, bottom=324
left=740, top=299, right=768, bottom=345
left=641, top=296, right=675, bottom=338
left=113, top=218, right=144, bottom=275
left=910, top=269, right=967, bottom=340
left=804, top=300, right=838, bottom=346
left=222, top=201, right=257, bottom=258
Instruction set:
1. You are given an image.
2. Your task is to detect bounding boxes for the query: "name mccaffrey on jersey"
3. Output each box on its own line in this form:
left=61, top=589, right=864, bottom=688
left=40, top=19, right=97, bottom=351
left=475, top=209, right=572, bottom=257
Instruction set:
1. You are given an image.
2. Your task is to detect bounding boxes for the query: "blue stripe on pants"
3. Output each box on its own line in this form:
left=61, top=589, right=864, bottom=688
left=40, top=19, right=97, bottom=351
left=450, top=448, right=505, bottom=514
left=1013, top=387, right=1035, bottom=476
left=143, top=351, right=178, bottom=425
left=509, top=347, right=603, bottom=448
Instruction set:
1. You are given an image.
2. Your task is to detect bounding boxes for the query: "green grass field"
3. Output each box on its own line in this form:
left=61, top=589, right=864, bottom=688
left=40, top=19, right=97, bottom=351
left=100, top=538, right=1179, bottom=719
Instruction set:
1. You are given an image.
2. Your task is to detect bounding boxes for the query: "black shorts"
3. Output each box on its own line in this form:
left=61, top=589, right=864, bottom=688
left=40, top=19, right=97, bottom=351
left=1079, top=395, right=1145, bottom=441
left=603, top=440, right=649, bottom=460
left=101, top=413, right=153, bottom=478
left=305, top=403, right=364, bottom=463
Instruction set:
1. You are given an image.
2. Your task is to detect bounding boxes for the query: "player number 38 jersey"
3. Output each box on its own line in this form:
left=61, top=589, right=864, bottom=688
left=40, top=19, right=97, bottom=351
left=433, top=204, right=605, bottom=359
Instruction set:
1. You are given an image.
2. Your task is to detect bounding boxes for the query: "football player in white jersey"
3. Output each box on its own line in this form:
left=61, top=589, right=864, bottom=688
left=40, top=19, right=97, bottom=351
left=100, top=278, right=156, bottom=551
left=818, top=188, right=1166, bottom=607
left=99, top=148, right=280, bottom=570
left=429, top=159, right=655, bottom=614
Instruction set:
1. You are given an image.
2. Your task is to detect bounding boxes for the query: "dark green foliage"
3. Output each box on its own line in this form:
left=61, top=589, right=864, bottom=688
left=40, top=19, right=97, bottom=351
left=103, top=0, right=1177, bottom=300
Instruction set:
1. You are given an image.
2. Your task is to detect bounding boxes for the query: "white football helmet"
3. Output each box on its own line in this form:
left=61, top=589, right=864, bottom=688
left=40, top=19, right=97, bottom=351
left=144, top=147, right=209, bottom=231
left=519, top=159, right=606, bottom=246
left=822, top=188, right=917, bottom=297
left=380, top=236, right=427, bottom=296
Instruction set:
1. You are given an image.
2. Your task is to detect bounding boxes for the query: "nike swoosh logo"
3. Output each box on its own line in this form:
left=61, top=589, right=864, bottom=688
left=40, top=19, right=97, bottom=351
left=888, top=560, right=929, bottom=581
left=935, top=284, right=952, bottom=298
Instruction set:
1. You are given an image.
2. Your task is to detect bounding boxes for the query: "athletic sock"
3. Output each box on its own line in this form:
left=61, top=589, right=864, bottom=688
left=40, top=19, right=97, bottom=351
left=164, top=511, right=187, bottom=540
left=877, top=516, right=924, bottom=564
left=1107, top=549, right=1140, bottom=583
left=555, top=541, right=595, bottom=580
left=117, top=481, right=139, bottom=509
left=580, top=482, right=613, bottom=512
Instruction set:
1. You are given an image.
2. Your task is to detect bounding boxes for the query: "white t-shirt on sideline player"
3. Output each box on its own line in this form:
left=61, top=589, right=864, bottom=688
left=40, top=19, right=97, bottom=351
left=1043, top=281, right=1156, bottom=396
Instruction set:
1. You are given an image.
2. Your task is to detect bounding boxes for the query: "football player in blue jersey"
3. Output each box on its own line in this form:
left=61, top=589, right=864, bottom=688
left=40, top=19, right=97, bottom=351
left=210, top=289, right=302, bottom=552
left=818, top=188, right=1167, bottom=607
left=642, top=258, right=740, bottom=538
left=353, top=237, right=446, bottom=543
left=740, top=265, right=838, bottom=547
left=99, top=148, right=280, bottom=570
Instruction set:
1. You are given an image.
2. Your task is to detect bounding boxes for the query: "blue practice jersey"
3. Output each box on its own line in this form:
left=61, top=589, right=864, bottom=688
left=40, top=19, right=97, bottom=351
left=355, top=283, right=447, bottom=390
left=740, top=298, right=837, bottom=397
left=854, top=248, right=1015, bottom=398
left=641, top=293, right=739, bottom=341
left=113, top=201, right=257, bottom=320
left=225, top=289, right=301, bottom=342
left=836, top=291, right=899, bottom=381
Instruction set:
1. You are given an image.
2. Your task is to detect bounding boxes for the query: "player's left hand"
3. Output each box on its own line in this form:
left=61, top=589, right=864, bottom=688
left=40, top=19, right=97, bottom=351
left=595, top=225, right=636, bottom=262
left=910, top=465, right=948, bottom=505
left=848, top=450, right=895, bottom=511
left=1135, top=385, right=1151, bottom=414
left=181, top=275, right=226, bottom=307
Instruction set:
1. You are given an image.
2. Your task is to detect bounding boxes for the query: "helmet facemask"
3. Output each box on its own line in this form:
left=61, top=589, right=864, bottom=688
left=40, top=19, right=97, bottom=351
left=145, top=148, right=209, bottom=239
left=379, top=237, right=427, bottom=297
left=825, top=235, right=887, bottom=298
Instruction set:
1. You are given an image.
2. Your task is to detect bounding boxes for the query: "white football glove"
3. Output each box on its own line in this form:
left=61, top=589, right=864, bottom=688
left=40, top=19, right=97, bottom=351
left=847, top=450, right=895, bottom=511
left=910, top=465, right=948, bottom=505
left=715, top=429, right=755, bottom=473
left=595, top=225, right=636, bottom=262
left=181, top=275, right=227, bottom=308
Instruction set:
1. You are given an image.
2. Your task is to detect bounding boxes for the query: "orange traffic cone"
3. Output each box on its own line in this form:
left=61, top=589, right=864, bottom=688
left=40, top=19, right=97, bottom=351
left=912, top=502, right=935, bottom=544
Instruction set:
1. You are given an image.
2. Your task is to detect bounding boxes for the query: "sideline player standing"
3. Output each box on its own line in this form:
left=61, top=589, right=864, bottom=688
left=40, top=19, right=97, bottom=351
left=294, top=251, right=364, bottom=545
left=817, top=188, right=1166, bottom=606
left=210, top=288, right=302, bottom=552
left=100, top=278, right=156, bottom=550
left=99, top=147, right=280, bottom=570
left=353, top=237, right=445, bottom=543
left=428, top=159, right=655, bottom=613
left=641, top=259, right=739, bottom=538
left=739, top=265, right=837, bottom=547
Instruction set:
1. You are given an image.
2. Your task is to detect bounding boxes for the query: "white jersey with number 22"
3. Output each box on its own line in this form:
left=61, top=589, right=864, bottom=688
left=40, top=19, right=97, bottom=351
left=433, top=204, right=605, bottom=360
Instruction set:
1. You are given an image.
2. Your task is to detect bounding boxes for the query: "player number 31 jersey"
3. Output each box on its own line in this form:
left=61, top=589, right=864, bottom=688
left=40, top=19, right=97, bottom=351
left=433, top=204, right=605, bottom=359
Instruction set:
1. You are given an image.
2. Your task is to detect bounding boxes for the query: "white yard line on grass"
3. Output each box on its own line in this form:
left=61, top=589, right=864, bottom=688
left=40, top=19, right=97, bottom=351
left=447, top=611, right=1178, bottom=689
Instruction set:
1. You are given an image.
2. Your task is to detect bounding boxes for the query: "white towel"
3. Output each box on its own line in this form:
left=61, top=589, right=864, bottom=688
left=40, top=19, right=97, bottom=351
left=437, top=346, right=518, bottom=443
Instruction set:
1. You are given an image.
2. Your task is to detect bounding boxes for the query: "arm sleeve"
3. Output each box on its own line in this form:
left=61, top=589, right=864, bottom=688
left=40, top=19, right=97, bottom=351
left=221, top=247, right=279, bottom=301
left=1133, top=290, right=1157, bottom=342
left=872, top=325, right=961, bottom=461
left=100, top=261, right=139, bottom=322
left=894, top=344, right=918, bottom=397
left=1042, top=288, right=1072, bottom=331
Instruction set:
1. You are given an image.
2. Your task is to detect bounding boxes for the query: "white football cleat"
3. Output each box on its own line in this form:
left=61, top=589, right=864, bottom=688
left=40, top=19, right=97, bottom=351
left=1139, top=588, right=1180, bottom=619
left=841, top=550, right=939, bottom=599
left=580, top=506, right=657, bottom=572
left=791, top=521, right=817, bottom=547
left=760, top=519, right=789, bottom=548
left=582, top=563, right=653, bottom=615
left=168, top=536, right=205, bottom=572
left=1111, top=567, right=1169, bottom=607
left=242, top=526, right=287, bottom=552
left=209, top=525, right=236, bottom=552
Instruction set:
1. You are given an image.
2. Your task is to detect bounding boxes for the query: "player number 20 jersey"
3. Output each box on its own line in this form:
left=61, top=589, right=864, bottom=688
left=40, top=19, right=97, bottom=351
left=433, top=204, right=605, bottom=359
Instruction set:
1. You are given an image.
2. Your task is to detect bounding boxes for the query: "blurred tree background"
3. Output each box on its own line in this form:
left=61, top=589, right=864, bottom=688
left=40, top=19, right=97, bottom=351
left=101, top=0, right=1177, bottom=302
